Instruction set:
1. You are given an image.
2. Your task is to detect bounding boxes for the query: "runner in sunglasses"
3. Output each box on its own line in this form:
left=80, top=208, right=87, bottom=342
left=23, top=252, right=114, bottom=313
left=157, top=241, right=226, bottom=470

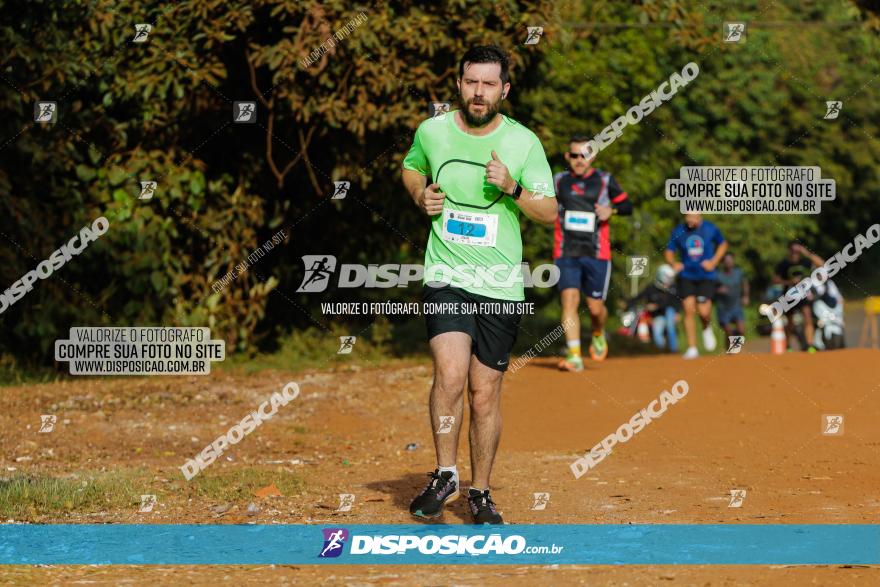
left=553, top=135, right=633, bottom=371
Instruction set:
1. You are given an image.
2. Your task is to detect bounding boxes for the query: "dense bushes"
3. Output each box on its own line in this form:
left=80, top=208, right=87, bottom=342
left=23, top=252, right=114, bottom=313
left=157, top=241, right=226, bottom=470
left=1, top=0, right=878, bottom=364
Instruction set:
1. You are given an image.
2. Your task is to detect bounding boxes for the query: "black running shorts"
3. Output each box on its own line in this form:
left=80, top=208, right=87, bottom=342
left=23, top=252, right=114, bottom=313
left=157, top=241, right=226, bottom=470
left=422, top=284, right=522, bottom=372
left=677, top=277, right=716, bottom=303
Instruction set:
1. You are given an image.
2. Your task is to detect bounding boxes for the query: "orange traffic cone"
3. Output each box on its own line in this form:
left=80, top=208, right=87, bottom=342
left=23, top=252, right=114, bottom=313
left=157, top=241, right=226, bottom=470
left=770, top=318, right=787, bottom=354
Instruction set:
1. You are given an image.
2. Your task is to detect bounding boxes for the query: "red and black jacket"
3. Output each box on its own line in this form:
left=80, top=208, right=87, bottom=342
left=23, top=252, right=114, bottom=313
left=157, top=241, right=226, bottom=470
left=553, top=168, right=632, bottom=260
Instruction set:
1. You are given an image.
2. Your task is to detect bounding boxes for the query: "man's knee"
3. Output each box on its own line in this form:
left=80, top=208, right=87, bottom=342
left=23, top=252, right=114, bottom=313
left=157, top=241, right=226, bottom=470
left=468, top=366, right=502, bottom=414
left=560, top=289, right=580, bottom=311
left=433, top=370, right=467, bottom=397
left=469, top=385, right=500, bottom=417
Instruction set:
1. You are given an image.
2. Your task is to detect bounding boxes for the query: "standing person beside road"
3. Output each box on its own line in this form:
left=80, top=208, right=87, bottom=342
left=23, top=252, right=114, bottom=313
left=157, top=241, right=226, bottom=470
left=664, top=213, right=728, bottom=359
left=625, top=263, right=681, bottom=353
left=715, top=252, right=749, bottom=338
left=553, top=135, right=633, bottom=371
left=401, top=45, right=557, bottom=524
left=773, top=241, right=825, bottom=352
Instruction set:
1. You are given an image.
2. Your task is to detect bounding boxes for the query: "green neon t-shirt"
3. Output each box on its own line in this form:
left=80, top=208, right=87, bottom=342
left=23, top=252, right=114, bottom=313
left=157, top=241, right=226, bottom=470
left=402, top=111, right=555, bottom=301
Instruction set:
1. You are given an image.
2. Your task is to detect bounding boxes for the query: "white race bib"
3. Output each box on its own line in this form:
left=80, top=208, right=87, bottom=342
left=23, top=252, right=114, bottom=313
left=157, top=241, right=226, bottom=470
left=441, top=209, right=498, bottom=247
left=564, top=210, right=596, bottom=233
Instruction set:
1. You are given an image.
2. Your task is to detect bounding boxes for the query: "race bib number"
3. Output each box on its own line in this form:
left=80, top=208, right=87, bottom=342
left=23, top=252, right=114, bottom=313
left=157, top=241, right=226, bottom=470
left=564, top=210, right=596, bottom=233
left=441, top=209, right=498, bottom=247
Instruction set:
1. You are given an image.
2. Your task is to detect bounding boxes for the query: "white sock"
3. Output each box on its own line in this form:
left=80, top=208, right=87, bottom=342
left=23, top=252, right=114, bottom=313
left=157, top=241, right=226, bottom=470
left=469, top=486, right=488, bottom=495
left=567, top=339, right=581, bottom=350
left=438, top=465, right=458, bottom=486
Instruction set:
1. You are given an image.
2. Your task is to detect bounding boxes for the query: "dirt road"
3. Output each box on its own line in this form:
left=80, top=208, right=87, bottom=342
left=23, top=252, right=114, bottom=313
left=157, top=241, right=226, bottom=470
left=1, top=349, right=878, bottom=584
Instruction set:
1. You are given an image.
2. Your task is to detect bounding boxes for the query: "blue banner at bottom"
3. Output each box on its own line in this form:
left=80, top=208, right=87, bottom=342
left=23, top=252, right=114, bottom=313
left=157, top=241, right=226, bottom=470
left=0, top=524, right=877, bottom=565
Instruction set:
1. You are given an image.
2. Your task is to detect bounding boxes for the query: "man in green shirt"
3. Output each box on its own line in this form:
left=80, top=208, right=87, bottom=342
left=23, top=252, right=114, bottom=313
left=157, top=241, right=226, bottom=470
left=401, top=45, right=557, bottom=524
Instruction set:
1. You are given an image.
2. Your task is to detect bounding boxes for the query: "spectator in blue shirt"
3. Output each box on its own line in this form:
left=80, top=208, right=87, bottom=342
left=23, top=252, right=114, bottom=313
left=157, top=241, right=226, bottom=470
left=664, top=213, right=728, bottom=359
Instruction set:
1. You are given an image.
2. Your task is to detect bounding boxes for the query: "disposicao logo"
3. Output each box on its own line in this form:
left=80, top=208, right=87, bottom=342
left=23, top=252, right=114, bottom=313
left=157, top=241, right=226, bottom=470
left=319, top=528, right=349, bottom=558
left=296, top=255, right=559, bottom=292
left=317, top=528, right=564, bottom=557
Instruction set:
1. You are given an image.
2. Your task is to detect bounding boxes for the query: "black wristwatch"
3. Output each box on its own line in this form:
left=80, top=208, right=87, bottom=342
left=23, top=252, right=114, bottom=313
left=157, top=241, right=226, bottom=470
left=508, top=182, right=523, bottom=200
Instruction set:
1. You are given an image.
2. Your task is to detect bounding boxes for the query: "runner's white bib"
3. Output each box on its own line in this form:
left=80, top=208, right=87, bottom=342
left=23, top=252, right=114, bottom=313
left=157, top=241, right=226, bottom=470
left=563, top=210, right=596, bottom=233
left=441, top=209, right=498, bottom=247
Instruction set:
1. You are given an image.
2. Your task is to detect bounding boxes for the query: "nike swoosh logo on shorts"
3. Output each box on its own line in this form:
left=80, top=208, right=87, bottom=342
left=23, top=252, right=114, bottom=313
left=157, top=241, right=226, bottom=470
left=497, top=360, right=507, bottom=366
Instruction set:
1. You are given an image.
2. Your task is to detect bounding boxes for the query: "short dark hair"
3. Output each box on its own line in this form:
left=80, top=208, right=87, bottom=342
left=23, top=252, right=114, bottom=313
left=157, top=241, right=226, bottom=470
left=459, top=45, right=510, bottom=85
left=570, top=134, right=591, bottom=144
left=788, top=239, right=800, bottom=248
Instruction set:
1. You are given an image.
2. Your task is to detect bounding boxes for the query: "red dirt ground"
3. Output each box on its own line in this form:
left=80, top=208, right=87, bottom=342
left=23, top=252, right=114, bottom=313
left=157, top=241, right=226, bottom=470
left=1, top=348, right=879, bottom=584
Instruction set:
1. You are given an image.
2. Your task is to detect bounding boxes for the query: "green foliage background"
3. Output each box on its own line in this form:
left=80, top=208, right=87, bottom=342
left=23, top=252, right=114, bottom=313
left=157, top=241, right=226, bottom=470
left=1, top=0, right=878, bottom=363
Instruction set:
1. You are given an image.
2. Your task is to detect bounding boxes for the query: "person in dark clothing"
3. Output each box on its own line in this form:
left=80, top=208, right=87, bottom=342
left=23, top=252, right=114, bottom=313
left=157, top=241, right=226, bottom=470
left=628, top=264, right=681, bottom=352
left=773, top=241, right=825, bottom=351
left=715, top=252, right=749, bottom=338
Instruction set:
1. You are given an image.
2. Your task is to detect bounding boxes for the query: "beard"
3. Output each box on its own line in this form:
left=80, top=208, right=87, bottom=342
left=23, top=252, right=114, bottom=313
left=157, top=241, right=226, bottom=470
left=458, top=94, right=501, bottom=127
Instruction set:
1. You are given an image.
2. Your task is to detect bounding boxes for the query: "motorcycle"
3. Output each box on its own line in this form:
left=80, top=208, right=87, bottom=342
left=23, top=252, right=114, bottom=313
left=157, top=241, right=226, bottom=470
left=812, top=283, right=845, bottom=350
left=758, top=283, right=845, bottom=350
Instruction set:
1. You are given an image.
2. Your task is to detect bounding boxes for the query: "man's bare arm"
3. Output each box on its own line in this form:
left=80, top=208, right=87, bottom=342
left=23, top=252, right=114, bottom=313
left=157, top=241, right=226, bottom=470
left=402, top=168, right=445, bottom=215
left=805, top=250, right=825, bottom=267
left=512, top=188, right=558, bottom=224
left=402, top=168, right=427, bottom=205
left=664, top=249, right=683, bottom=273
left=711, top=240, right=729, bottom=267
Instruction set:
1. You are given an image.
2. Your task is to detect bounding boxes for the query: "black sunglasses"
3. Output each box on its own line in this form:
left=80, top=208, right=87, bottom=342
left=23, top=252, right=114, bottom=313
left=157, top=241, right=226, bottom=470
left=568, top=152, right=588, bottom=159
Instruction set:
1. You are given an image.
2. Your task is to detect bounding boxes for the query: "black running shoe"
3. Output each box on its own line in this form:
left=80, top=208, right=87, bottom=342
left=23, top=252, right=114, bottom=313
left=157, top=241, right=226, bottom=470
left=409, top=469, right=459, bottom=519
left=467, top=488, right=503, bottom=524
